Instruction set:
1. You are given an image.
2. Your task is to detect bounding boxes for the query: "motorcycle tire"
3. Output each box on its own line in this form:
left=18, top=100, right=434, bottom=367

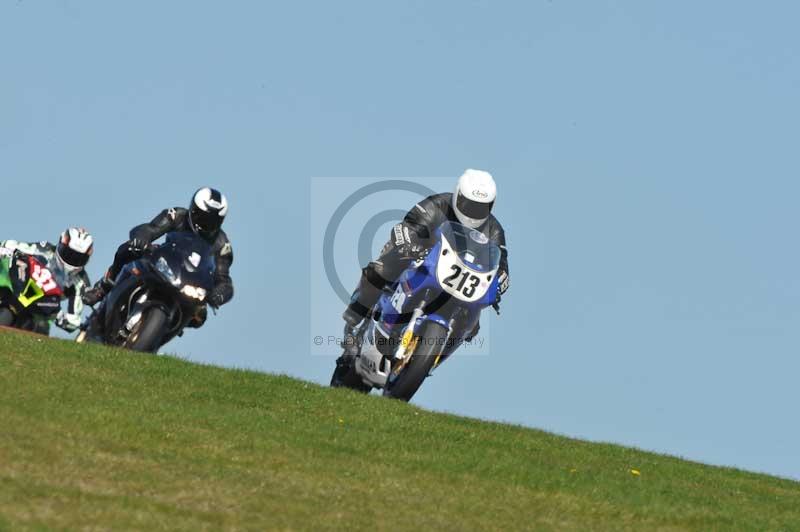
left=383, top=320, right=447, bottom=402
left=125, top=307, right=168, bottom=353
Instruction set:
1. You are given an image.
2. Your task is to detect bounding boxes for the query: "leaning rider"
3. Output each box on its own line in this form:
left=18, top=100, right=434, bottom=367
left=336, top=169, right=510, bottom=369
left=0, top=227, right=94, bottom=334
left=82, top=187, right=235, bottom=329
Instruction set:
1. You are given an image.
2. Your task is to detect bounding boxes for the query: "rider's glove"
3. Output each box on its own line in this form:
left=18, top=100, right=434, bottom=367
left=55, top=310, right=80, bottom=332
left=497, top=270, right=509, bottom=295
left=207, top=287, right=226, bottom=308
left=493, top=270, right=508, bottom=315
left=128, top=237, right=149, bottom=254
left=398, top=241, right=425, bottom=260
left=0, top=241, right=18, bottom=257
left=392, top=223, right=425, bottom=259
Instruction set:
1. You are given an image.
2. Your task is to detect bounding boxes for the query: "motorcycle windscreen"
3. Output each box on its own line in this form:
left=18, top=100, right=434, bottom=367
left=434, top=222, right=501, bottom=304
left=437, top=222, right=501, bottom=272
left=159, top=232, right=216, bottom=290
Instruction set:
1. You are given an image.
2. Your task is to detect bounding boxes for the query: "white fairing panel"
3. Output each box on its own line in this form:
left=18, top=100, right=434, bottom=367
left=355, top=321, right=391, bottom=388
left=435, top=236, right=499, bottom=303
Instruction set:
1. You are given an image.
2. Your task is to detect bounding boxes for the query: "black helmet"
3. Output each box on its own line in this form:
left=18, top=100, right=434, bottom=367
left=189, top=187, right=228, bottom=239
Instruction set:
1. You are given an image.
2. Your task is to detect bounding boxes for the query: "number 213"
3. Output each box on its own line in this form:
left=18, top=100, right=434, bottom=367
left=442, top=265, right=480, bottom=298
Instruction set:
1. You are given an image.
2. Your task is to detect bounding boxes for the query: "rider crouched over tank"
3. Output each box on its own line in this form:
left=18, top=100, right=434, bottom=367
left=331, top=170, right=510, bottom=400
left=0, top=228, right=94, bottom=335
left=79, top=188, right=234, bottom=350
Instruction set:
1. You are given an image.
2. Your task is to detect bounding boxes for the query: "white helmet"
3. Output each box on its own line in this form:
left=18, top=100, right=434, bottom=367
left=452, top=169, right=497, bottom=229
left=56, top=227, right=94, bottom=272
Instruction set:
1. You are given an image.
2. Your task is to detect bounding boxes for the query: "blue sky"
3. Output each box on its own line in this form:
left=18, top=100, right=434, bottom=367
left=2, top=1, right=799, bottom=479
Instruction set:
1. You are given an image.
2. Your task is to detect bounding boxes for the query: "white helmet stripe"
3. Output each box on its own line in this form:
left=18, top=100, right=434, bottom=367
left=193, top=187, right=228, bottom=216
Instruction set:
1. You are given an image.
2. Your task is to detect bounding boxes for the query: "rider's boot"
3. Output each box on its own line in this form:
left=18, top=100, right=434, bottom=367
left=336, top=314, right=363, bottom=373
left=331, top=275, right=386, bottom=390
left=331, top=319, right=362, bottom=387
left=82, top=272, right=115, bottom=306
left=335, top=277, right=383, bottom=366
left=79, top=300, right=107, bottom=342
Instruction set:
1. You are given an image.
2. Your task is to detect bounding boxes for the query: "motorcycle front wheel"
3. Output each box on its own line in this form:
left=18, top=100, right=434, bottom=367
left=383, top=320, right=447, bottom=402
left=125, top=307, right=168, bottom=353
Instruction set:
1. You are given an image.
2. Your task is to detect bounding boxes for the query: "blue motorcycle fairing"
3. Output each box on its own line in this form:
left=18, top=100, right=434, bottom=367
left=375, top=225, right=499, bottom=348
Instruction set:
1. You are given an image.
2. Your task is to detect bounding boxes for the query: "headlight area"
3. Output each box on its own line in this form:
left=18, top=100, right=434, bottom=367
left=156, top=257, right=181, bottom=286
left=181, top=285, right=207, bottom=301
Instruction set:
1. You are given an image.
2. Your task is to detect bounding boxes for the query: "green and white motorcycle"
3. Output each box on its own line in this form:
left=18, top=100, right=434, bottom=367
left=0, top=250, right=65, bottom=333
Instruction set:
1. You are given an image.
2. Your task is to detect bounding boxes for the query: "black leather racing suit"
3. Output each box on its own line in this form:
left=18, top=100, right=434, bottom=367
left=345, top=192, right=510, bottom=332
left=105, top=207, right=234, bottom=308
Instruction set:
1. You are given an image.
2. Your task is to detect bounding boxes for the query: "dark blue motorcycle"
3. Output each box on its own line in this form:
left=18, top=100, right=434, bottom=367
left=77, top=232, right=215, bottom=352
left=332, top=221, right=501, bottom=401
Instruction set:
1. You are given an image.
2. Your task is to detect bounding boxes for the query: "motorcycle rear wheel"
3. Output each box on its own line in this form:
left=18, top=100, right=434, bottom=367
left=383, top=320, right=447, bottom=402
left=0, top=307, right=14, bottom=327
left=125, top=307, right=168, bottom=353
left=330, top=359, right=371, bottom=393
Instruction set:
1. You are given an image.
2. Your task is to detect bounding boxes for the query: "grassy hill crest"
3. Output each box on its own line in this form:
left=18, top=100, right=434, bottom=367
left=1, top=330, right=798, bottom=530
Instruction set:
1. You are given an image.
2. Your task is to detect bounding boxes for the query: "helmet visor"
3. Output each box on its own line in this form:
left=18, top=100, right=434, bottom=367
left=190, top=206, right=224, bottom=235
left=58, top=243, right=91, bottom=268
left=456, top=191, right=494, bottom=221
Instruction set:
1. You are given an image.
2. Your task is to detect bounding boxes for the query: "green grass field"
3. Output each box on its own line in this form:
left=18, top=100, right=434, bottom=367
left=1, top=331, right=799, bottom=531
